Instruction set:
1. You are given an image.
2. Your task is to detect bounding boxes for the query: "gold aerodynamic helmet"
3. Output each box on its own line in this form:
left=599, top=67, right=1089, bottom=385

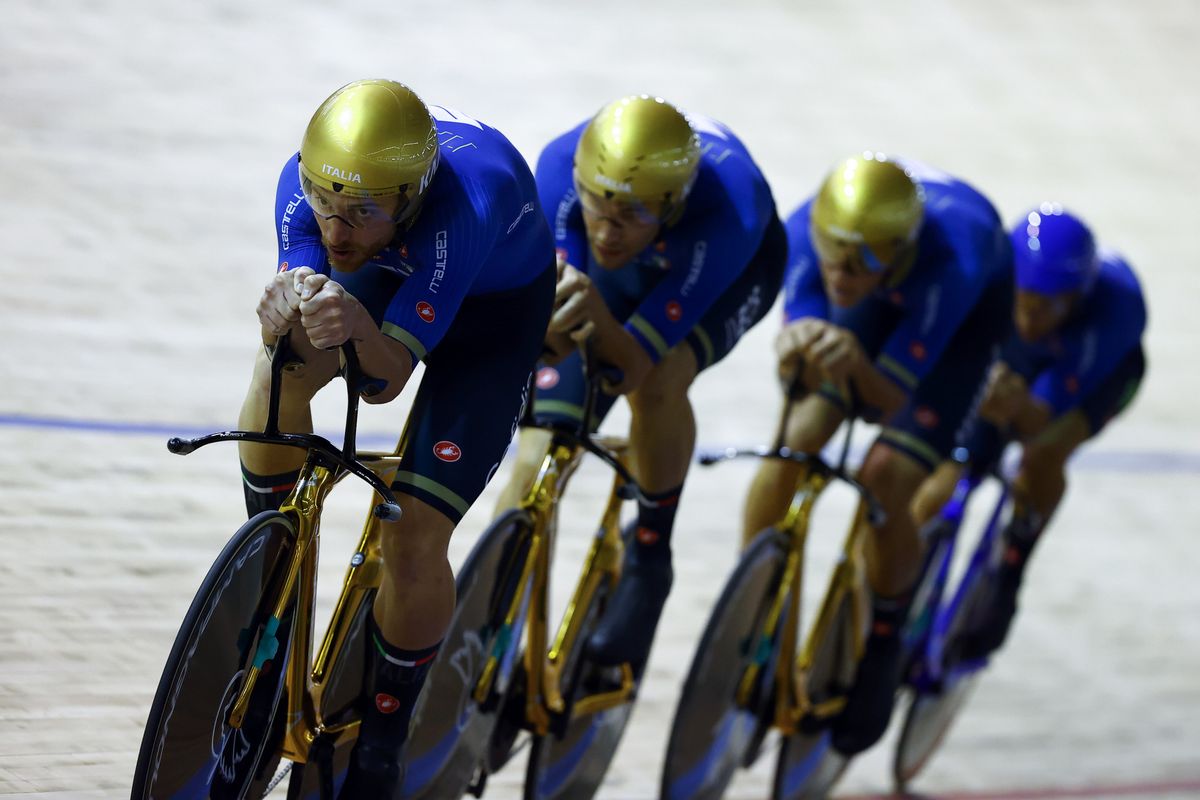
left=810, top=152, right=925, bottom=272
left=573, top=95, right=702, bottom=224
left=298, top=79, right=440, bottom=225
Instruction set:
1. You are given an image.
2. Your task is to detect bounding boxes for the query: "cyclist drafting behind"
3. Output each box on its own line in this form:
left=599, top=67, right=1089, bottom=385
left=493, top=95, right=786, bottom=674
left=914, top=204, right=1147, bottom=658
left=237, top=79, right=554, bottom=796
left=743, top=153, right=1012, bottom=756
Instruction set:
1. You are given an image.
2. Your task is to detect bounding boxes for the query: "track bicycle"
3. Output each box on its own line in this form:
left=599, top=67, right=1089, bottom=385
left=892, top=447, right=1012, bottom=793
left=132, top=333, right=413, bottom=800
left=400, top=342, right=656, bottom=800
left=661, top=392, right=886, bottom=800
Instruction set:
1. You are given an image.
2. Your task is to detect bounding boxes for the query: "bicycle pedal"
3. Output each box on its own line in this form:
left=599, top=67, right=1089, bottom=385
left=798, top=711, right=832, bottom=736
left=597, top=662, right=628, bottom=684
left=307, top=734, right=337, bottom=800
left=466, top=763, right=488, bottom=797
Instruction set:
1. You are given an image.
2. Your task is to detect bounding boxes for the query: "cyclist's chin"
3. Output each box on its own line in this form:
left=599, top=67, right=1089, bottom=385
left=325, top=247, right=367, bottom=271
left=591, top=245, right=631, bottom=270
left=828, top=289, right=865, bottom=308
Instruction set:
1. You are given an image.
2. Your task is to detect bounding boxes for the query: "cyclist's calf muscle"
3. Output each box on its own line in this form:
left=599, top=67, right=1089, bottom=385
left=857, top=442, right=928, bottom=596
left=625, top=344, right=699, bottom=494
left=913, top=407, right=1090, bottom=528
left=910, top=460, right=963, bottom=527
left=373, top=494, right=457, bottom=649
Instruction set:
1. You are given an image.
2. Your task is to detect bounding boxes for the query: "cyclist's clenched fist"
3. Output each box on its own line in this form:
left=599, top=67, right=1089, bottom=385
left=978, top=361, right=1029, bottom=426
left=256, top=266, right=315, bottom=335
left=776, top=317, right=864, bottom=391
left=550, top=262, right=611, bottom=337
left=297, top=274, right=369, bottom=350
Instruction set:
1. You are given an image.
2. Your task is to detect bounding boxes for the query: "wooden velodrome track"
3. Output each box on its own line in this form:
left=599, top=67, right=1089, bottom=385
left=2, top=1, right=1198, bottom=797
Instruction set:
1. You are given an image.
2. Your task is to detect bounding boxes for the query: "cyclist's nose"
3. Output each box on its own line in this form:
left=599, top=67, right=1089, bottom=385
left=593, top=218, right=622, bottom=245
left=827, top=264, right=856, bottom=291
left=323, top=216, right=354, bottom=244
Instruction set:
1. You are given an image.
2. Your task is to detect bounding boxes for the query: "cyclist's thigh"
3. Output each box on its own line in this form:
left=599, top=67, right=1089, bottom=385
left=1020, top=410, right=1092, bottom=471
left=531, top=346, right=621, bottom=431
left=394, top=264, right=554, bottom=524
left=249, top=340, right=341, bottom=399
left=881, top=282, right=1010, bottom=472
left=1072, top=344, right=1146, bottom=438
left=683, top=214, right=788, bottom=372
left=911, top=459, right=967, bottom=525
left=1020, top=344, right=1146, bottom=470
left=860, top=435, right=934, bottom=501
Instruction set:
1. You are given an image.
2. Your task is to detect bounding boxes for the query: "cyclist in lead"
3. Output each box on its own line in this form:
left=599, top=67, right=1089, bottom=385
left=744, top=153, right=1012, bottom=756
left=914, top=204, right=1147, bottom=658
left=237, top=79, right=554, bottom=796
left=494, top=95, right=786, bottom=674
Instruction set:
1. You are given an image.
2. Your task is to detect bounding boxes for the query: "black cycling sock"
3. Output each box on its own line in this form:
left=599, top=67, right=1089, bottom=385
left=871, top=590, right=913, bottom=638
left=830, top=588, right=912, bottom=755
left=631, top=485, right=683, bottom=563
left=1000, top=507, right=1046, bottom=585
left=357, top=614, right=440, bottom=755
left=240, top=464, right=301, bottom=519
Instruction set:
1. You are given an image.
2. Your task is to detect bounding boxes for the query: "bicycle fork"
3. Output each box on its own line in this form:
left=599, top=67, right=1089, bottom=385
left=731, top=470, right=827, bottom=734
left=469, top=441, right=580, bottom=730
left=212, top=454, right=340, bottom=768
left=522, top=442, right=635, bottom=734
left=787, top=501, right=872, bottom=729
left=734, top=469, right=875, bottom=736
left=554, top=466, right=636, bottom=723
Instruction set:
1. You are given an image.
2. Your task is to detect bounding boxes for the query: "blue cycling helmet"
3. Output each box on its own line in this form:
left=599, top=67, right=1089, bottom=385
left=1011, top=203, right=1098, bottom=295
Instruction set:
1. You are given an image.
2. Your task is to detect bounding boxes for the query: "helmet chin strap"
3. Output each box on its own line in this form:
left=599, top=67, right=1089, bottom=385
left=387, top=197, right=427, bottom=247
left=883, top=244, right=919, bottom=288
left=659, top=196, right=688, bottom=228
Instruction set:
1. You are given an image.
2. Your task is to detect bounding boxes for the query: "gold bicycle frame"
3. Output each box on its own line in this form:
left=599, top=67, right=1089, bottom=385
left=221, top=441, right=407, bottom=765
left=226, top=425, right=642, bottom=767
left=469, top=434, right=636, bottom=738
left=733, top=467, right=873, bottom=737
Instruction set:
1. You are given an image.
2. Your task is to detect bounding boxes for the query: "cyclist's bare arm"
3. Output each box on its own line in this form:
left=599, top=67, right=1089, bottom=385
left=1010, top=397, right=1053, bottom=440
left=298, top=274, right=414, bottom=404
left=847, top=355, right=907, bottom=417
left=255, top=267, right=414, bottom=404
left=977, top=362, right=1052, bottom=440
